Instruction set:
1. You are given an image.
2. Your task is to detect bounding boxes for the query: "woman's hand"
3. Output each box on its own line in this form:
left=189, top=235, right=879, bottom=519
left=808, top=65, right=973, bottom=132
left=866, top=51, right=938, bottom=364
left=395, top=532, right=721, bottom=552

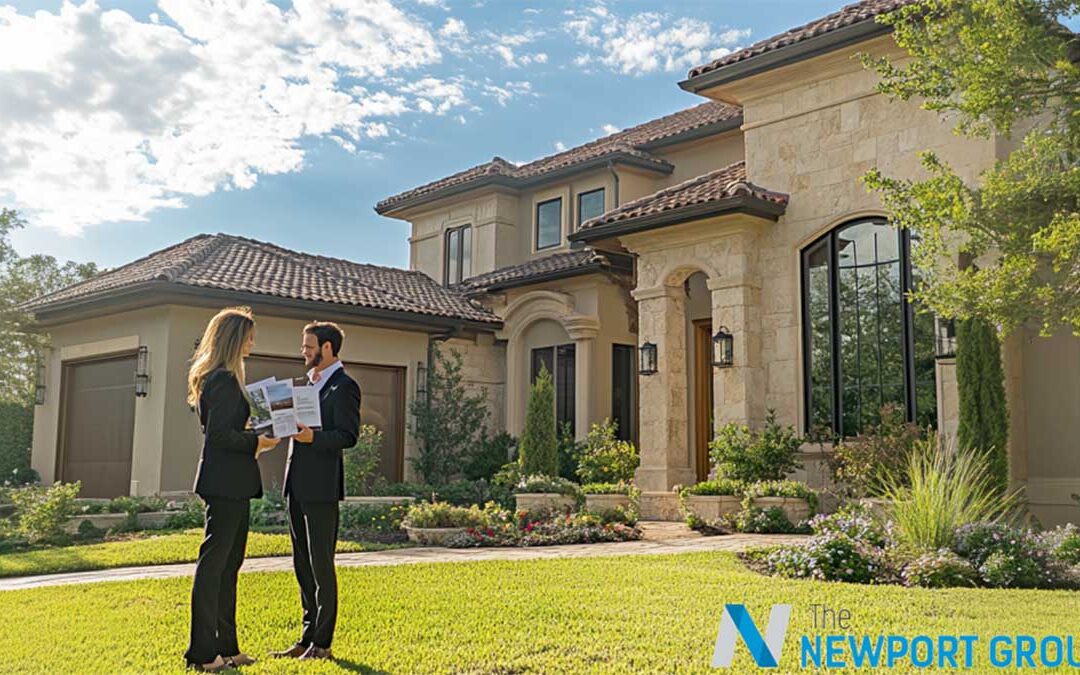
left=255, top=434, right=278, bottom=457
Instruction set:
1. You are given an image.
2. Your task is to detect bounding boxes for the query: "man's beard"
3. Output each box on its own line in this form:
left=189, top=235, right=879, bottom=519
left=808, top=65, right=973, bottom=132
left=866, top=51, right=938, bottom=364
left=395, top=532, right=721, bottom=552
left=307, top=351, right=322, bottom=369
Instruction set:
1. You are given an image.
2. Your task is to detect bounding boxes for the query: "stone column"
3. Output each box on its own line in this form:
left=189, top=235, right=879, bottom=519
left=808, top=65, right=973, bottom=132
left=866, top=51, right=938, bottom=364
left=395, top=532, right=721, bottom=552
left=564, top=316, right=600, bottom=442
left=708, top=255, right=765, bottom=430
left=631, top=285, right=696, bottom=491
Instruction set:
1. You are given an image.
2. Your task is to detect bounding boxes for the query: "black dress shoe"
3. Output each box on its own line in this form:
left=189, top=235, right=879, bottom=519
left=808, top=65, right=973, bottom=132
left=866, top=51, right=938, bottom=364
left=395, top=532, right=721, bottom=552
left=269, top=644, right=308, bottom=659
left=299, top=646, right=334, bottom=661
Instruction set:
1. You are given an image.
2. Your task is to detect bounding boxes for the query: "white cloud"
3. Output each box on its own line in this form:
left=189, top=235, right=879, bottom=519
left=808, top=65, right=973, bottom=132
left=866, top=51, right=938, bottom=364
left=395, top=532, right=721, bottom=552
left=601, top=123, right=619, bottom=135
left=439, top=17, right=468, bottom=40
left=554, top=141, right=567, bottom=152
left=564, top=5, right=750, bottom=76
left=0, top=1, right=512, bottom=235
left=482, top=80, right=535, bottom=106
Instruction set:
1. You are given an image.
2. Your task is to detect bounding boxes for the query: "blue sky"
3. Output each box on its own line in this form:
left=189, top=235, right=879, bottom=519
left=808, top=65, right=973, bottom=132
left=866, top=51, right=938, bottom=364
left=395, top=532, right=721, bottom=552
left=1, top=1, right=1073, bottom=272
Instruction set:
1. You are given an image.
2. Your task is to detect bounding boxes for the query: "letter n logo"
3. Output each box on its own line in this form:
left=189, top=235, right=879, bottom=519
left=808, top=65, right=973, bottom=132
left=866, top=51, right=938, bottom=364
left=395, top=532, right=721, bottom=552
left=711, top=603, right=791, bottom=668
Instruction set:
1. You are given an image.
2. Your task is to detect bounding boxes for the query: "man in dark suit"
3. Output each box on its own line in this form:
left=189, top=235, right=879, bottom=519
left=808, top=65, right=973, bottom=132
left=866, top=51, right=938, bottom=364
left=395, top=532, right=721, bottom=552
left=271, top=321, right=360, bottom=662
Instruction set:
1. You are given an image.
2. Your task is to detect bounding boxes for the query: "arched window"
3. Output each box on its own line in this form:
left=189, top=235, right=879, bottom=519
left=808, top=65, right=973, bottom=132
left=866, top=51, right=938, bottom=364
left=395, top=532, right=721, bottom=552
left=801, top=217, right=937, bottom=436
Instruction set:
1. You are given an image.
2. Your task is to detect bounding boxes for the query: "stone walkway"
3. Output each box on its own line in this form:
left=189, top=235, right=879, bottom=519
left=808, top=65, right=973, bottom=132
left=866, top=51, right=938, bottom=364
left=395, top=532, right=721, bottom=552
left=0, top=526, right=806, bottom=591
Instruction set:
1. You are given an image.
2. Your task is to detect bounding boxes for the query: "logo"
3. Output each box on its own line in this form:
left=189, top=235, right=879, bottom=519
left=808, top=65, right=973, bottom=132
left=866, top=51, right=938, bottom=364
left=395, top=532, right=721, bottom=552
left=712, top=604, right=792, bottom=668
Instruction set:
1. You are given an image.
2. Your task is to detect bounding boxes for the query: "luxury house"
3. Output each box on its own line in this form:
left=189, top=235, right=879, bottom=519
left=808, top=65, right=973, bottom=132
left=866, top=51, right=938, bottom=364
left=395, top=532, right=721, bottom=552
left=27, top=0, right=1080, bottom=526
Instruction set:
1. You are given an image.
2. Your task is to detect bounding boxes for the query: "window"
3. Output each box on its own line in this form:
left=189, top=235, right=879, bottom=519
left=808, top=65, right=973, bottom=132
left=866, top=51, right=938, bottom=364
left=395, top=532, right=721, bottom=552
left=536, top=198, right=562, bottom=250
left=444, top=226, right=471, bottom=285
left=531, top=344, right=576, bottom=432
left=577, top=188, right=605, bottom=228
left=801, top=217, right=937, bottom=437
left=612, top=344, right=636, bottom=443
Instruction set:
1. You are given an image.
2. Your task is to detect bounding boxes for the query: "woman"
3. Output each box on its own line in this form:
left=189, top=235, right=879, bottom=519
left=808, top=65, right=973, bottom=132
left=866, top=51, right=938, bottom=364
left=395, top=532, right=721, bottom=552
left=184, top=306, right=278, bottom=672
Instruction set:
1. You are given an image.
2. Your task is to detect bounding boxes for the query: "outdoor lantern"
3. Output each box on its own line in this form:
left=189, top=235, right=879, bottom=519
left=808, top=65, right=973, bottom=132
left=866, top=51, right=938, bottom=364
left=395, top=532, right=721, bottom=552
left=639, top=341, right=657, bottom=376
left=935, top=317, right=957, bottom=359
left=135, top=345, right=150, bottom=397
left=712, top=326, right=734, bottom=368
left=34, top=357, right=46, bottom=406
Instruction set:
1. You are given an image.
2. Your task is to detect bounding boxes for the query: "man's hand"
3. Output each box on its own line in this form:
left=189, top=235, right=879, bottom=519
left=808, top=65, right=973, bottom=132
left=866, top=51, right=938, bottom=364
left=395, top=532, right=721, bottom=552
left=294, top=422, right=315, bottom=444
left=256, top=434, right=278, bottom=457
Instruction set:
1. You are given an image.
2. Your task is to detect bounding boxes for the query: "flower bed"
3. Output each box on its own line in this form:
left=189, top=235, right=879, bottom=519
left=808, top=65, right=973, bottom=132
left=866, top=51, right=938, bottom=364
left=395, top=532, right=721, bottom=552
left=446, top=509, right=641, bottom=548
left=513, top=475, right=580, bottom=512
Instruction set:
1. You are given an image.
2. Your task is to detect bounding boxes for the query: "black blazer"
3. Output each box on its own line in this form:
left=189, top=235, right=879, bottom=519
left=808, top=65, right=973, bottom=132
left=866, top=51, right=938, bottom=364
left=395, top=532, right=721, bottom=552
left=193, top=368, right=263, bottom=500
left=284, top=367, right=361, bottom=503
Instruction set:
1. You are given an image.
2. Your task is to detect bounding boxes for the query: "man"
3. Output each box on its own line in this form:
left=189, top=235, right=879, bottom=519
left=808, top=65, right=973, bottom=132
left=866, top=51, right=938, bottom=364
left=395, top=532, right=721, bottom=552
left=271, top=321, right=361, bottom=662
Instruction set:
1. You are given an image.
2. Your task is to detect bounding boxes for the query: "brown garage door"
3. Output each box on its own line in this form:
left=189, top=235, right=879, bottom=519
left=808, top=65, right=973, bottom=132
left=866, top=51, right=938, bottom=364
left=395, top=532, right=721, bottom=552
left=245, top=355, right=405, bottom=492
left=58, top=353, right=137, bottom=497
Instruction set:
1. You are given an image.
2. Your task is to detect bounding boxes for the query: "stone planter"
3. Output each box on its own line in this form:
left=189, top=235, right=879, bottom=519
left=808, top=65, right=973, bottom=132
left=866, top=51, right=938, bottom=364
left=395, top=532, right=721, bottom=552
left=404, top=526, right=468, bottom=546
left=584, top=493, right=631, bottom=511
left=514, top=493, right=576, bottom=512
left=64, top=510, right=175, bottom=534
left=751, top=497, right=812, bottom=524
left=344, top=496, right=416, bottom=506
left=686, top=495, right=741, bottom=521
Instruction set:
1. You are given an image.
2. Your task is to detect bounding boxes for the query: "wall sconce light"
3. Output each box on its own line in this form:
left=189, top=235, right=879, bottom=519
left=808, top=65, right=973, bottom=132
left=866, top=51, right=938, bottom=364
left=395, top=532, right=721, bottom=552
left=135, top=345, right=150, bottom=397
left=712, top=326, right=734, bottom=368
left=638, top=341, right=657, bottom=376
left=416, top=361, right=428, bottom=405
left=34, top=357, right=46, bottom=405
left=935, top=317, right=957, bottom=359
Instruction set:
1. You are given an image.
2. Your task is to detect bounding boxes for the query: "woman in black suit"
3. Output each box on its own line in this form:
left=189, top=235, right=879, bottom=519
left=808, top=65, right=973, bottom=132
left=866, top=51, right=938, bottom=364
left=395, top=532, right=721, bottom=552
left=184, top=306, right=278, bottom=672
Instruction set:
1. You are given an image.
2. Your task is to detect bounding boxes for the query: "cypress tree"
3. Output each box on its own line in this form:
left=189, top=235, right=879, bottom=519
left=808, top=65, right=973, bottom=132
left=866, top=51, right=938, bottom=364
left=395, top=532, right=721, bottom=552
left=955, top=317, right=1009, bottom=491
left=519, top=365, right=558, bottom=477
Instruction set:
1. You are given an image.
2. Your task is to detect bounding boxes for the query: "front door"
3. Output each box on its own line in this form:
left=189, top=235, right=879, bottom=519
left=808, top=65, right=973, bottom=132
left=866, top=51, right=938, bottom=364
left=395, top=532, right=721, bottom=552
left=693, top=320, right=714, bottom=482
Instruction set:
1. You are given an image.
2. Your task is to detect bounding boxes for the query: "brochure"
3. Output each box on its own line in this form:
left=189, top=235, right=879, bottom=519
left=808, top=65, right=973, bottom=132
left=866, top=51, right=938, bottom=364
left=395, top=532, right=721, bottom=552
left=245, top=377, right=275, bottom=430
left=265, top=379, right=297, bottom=438
left=247, top=376, right=322, bottom=437
left=293, top=385, right=322, bottom=428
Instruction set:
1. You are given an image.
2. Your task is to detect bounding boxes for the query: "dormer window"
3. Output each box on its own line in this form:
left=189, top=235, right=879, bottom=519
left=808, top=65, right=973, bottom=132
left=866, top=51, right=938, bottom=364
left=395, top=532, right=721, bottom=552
left=445, top=225, right=471, bottom=285
left=577, top=188, right=605, bottom=228
left=536, top=198, right=562, bottom=250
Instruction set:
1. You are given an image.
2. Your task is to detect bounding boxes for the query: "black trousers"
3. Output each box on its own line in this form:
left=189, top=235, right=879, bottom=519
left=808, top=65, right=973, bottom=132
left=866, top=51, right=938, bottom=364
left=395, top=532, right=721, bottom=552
left=287, top=495, right=340, bottom=649
left=184, top=497, right=250, bottom=665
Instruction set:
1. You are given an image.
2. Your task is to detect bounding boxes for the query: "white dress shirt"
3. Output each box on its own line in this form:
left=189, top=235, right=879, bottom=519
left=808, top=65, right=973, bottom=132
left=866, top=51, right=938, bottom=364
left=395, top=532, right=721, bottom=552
left=307, top=359, right=343, bottom=393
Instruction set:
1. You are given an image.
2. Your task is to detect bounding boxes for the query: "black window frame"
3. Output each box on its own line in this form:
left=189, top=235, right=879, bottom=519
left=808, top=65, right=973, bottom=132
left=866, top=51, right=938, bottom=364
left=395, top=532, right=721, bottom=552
left=577, top=188, right=605, bottom=228
left=535, top=197, right=562, bottom=250
left=611, top=343, right=636, bottom=444
left=800, top=217, right=930, bottom=437
left=531, top=343, right=575, bottom=432
left=444, top=225, right=471, bottom=285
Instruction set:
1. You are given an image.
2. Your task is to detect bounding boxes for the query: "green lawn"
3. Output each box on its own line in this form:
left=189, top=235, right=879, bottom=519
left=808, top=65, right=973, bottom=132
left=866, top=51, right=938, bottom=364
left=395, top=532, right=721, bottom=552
left=0, top=530, right=402, bottom=578
left=0, top=551, right=1075, bottom=673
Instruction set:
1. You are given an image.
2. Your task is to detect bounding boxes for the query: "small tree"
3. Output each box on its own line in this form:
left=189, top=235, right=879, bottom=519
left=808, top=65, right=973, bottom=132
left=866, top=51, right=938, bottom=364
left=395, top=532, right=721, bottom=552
left=344, top=424, right=383, bottom=496
left=519, top=365, right=557, bottom=477
left=576, top=419, right=638, bottom=485
left=408, top=347, right=489, bottom=486
left=709, top=410, right=803, bottom=483
left=956, top=317, right=1009, bottom=491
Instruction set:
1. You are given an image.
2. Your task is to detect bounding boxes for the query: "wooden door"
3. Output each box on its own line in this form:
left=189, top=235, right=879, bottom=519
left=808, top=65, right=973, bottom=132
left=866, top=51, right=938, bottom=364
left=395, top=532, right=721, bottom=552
left=58, top=354, right=137, bottom=497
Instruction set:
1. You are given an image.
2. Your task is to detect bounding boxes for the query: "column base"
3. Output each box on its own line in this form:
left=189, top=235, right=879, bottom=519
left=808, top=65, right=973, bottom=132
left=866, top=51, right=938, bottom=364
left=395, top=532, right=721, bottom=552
left=634, top=466, right=697, bottom=492
left=638, top=492, right=682, bottom=521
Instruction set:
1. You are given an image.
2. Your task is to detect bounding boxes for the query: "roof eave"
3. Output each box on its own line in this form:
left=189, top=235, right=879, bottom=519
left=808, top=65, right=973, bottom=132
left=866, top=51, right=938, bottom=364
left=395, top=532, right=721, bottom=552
left=679, top=20, right=893, bottom=94
left=375, top=152, right=674, bottom=217
left=636, top=115, right=743, bottom=151
left=460, top=254, right=635, bottom=296
left=569, top=195, right=787, bottom=244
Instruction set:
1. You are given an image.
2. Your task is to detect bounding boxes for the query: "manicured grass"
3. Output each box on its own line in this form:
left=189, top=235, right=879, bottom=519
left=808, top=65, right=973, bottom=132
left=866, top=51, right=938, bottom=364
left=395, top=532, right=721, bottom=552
left=0, top=529, right=402, bottom=578
left=0, top=551, right=1076, bottom=673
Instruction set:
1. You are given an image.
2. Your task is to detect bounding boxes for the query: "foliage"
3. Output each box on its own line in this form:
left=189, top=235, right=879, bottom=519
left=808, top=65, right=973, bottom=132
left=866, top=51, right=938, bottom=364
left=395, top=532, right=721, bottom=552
left=402, top=501, right=489, bottom=529
left=709, top=410, right=803, bottom=482
left=248, top=490, right=286, bottom=528
left=513, top=474, right=580, bottom=497
left=882, top=435, right=1020, bottom=551
left=580, top=481, right=634, bottom=495
left=105, top=496, right=167, bottom=515
left=519, top=366, right=557, bottom=477
left=344, top=424, right=383, bottom=496
left=445, top=509, right=641, bottom=548
left=742, top=479, right=819, bottom=513
left=807, top=505, right=889, bottom=548
left=339, top=503, right=408, bottom=542
left=164, top=499, right=205, bottom=530
left=575, top=418, right=638, bottom=485
left=955, top=318, right=1009, bottom=491
left=683, top=478, right=744, bottom=497
left=953, top=522, right=1072, bottom=589
left=0, top=402, right=33, bottom=480
left=861, top=1, right=1080, bottom=335
left=764, top=532, right=889, bottom=584
left=728, top=507, right=805, bottom=535
left=555, top=421, right=582, bottom=482
left=900, top=550, right=979, bottom=588
left=8, top=481, right=80, bottom=545
left=1038, top=524, right=1080, bottom=565
left=828, top=403, right=926, bottom=497
left=463, top=432, right=517, bottom=482
left=408, top=347, right=490, bottom=486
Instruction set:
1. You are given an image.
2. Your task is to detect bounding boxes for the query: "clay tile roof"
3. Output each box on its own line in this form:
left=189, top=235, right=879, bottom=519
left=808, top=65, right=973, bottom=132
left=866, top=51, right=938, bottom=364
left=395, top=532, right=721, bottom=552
left=578, top=161, right=788, bottom=231
left=455, top=248, right=633, bottom=296
left=687, top=0, right=913, bottom=80
left=376, top=101, right=742, bottom=213
left=27, top=233, right=499, bottom=325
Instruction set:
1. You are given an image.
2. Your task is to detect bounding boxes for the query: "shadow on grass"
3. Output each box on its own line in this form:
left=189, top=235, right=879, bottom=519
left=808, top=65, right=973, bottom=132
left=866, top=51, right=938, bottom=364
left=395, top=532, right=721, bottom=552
left=333, top=658, right=390, bottom=674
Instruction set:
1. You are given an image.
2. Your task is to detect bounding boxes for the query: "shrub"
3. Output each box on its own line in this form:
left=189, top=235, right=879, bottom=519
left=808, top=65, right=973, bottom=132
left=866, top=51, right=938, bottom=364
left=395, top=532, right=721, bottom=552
left=709, top=410, right=802, bottom=482
left=432, top=479, right=501, bottom=508
left=6, top=467, right=39, bottom=487
left=164, top=499, right=205, bottom=529
left=249, top=490, right=286, bottom=528
left=519, top=366, right=557, bottom=477
left=556, top=422, right=582, bottom=482
left=956, top=317, right=1009, bottom=493
left=901, top=550, right=979, bottom=588
left=339, top=503, right=408, bottom=539
left=828, top=403, right=925, bottom=497
left=464, top=432, right=517, bottom=482
left=743, top=479, right=819, bottom=513
left=953, top=522, right=1068, bottom=589
left=9, top=481, right=80, bottom=544
left=882, top=434, right=1019, bottom=551
left=730, top=506, right=802, bottom=534
left=446, top=509, right=641, bottom=548
left=403, top=502, right=488, bottom=529
left=344, top=425, right=383, bottom=496
left=0, top=401, right=33, bottom=480
left=765, top=532, right=886, bottom=584
left=372, top=481, right=436, bottom=500
left=491, top=461, right=522, bottom=491
left=807, top=506, right=888, bottom=548
left=107, top=496, right=167, bottom=515
left=575, top=418, right=638, bottom=485
left=1039, top=524, right=1080, bottom=565
left=580, top=481, right=634, bottom=495
left=513, top=474, right=580, bottom=497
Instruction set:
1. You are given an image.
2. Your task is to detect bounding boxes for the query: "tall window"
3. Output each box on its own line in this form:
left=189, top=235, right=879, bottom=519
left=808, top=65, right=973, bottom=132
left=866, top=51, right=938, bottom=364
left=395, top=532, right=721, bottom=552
left=577, top=188, right=605, bottom=228
left=531, top=344, right=575, bottom=432
left=612, top=344, right=636, bottom=443
left=801, top=217, right=937, bottom=437
left=536, top=198, right=562, bottom=250
left=444, top=225, right=471, bottom=285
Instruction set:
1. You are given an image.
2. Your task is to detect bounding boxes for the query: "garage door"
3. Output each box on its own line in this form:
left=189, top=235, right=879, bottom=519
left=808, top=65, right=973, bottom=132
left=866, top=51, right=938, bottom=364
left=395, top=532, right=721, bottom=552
left=245, top=356, right=406, bottom=492
left=58, top=353, right=137, bottom=497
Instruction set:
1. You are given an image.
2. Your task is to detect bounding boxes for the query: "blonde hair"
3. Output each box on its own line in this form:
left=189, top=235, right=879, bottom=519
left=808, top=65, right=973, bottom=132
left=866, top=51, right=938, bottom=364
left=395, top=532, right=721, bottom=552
left=187, top=306, right=255, bottom=407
